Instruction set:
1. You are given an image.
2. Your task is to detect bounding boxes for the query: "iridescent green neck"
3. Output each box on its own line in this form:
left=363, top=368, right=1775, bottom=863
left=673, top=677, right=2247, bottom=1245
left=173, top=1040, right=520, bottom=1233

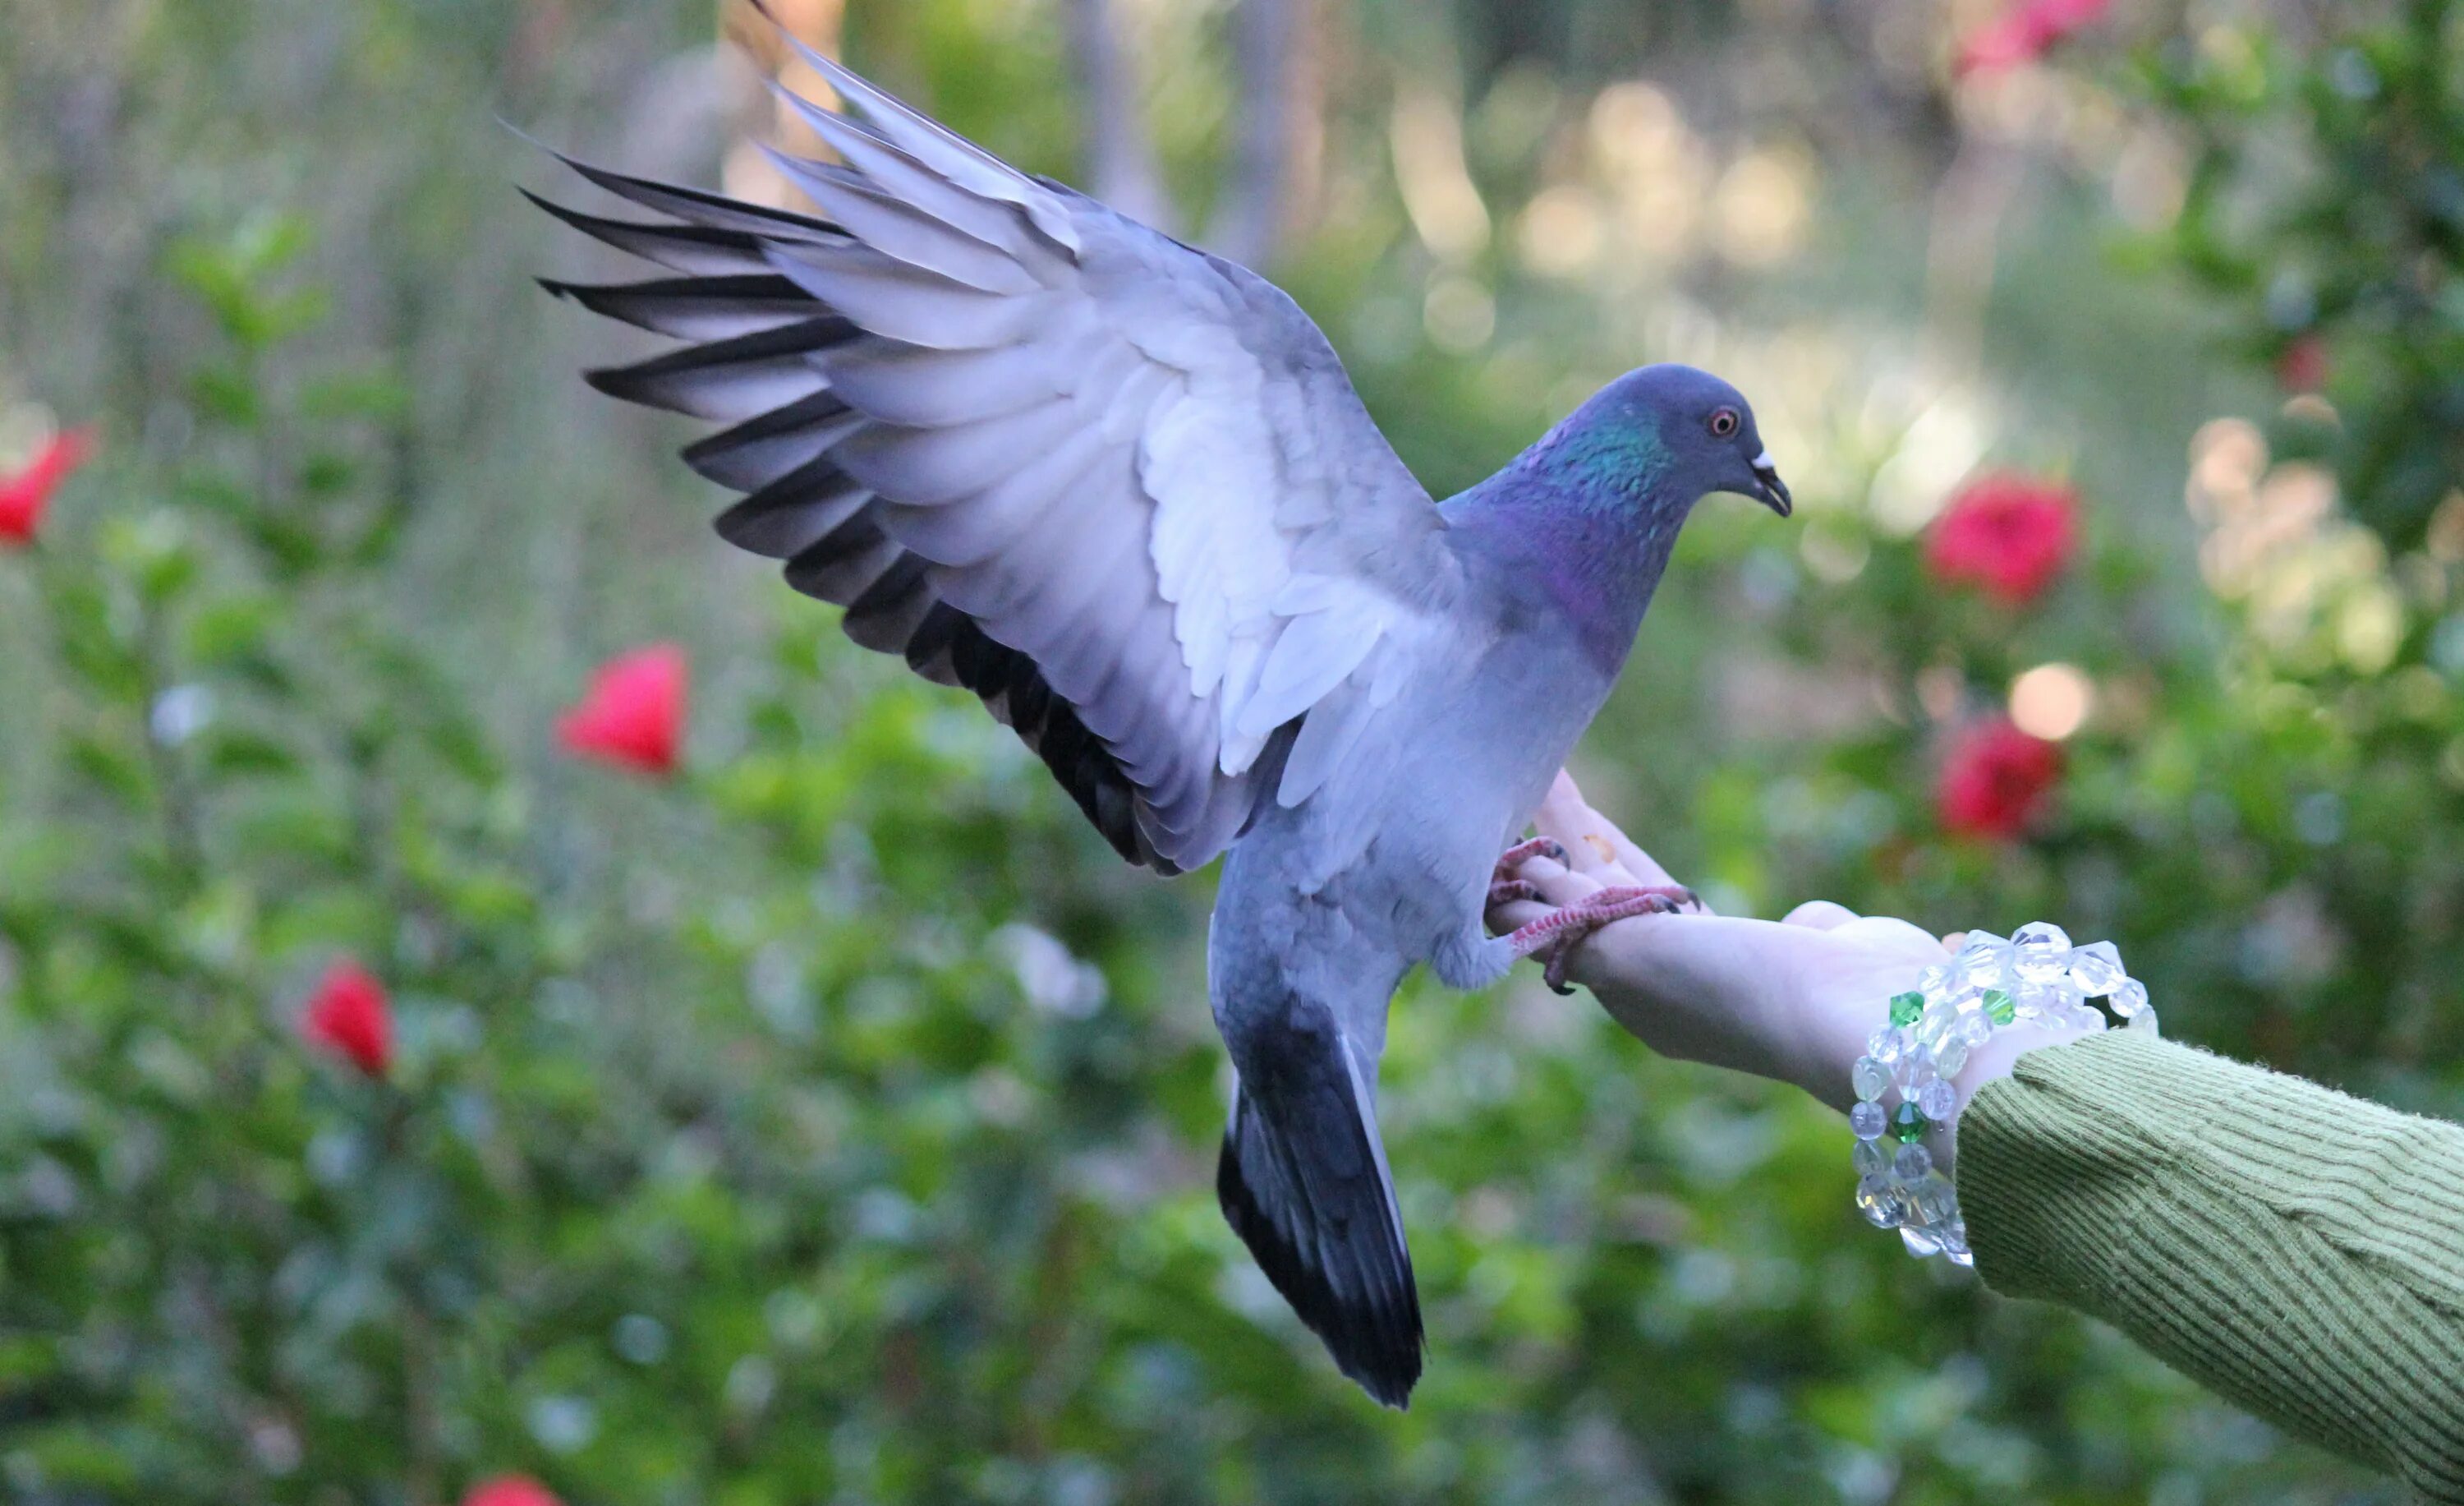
left=1513, top=410, right=1673, bottom=505
left=1442, top=408, right=1691, bottom=674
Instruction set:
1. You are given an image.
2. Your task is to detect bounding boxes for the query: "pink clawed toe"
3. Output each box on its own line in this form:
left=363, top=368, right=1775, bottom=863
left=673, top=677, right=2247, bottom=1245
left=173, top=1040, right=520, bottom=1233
left=1505, top=883, right=1699, bottom=994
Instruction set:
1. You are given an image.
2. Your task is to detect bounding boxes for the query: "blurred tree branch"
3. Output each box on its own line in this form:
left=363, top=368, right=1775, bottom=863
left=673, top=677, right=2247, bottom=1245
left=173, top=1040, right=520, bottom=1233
left=1064, top=0, right=1173, bottom=233
left=1063, top=0, right=1319, bottom=266
left=1209, top=0, right=1312, bottom=269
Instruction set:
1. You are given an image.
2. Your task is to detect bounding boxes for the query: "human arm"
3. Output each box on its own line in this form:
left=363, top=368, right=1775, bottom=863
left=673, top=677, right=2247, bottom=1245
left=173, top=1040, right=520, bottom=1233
left=1492, top=772, right=2464, bottom=1499
left=1486, top=773, right=2075, bottom=1143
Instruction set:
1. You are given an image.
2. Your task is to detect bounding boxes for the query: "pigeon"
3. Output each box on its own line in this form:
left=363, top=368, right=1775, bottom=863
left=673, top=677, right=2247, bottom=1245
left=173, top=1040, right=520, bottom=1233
left=531, top=39, right=1790, bottom=1408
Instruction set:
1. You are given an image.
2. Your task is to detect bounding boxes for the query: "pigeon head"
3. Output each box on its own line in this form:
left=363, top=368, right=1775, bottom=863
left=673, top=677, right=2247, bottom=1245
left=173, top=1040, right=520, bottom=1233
left=1539, top=363, right=1791, bottom=519
left=1449, top=362, right=1791, bottom=672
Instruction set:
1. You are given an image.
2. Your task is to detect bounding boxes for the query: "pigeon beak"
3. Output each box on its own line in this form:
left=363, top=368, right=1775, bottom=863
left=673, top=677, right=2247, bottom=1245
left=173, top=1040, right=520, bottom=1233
left=1749, top=451, right=1792, bottom=518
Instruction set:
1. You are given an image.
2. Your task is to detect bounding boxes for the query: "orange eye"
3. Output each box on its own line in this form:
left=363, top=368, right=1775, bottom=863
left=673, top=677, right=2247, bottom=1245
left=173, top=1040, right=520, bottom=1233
left=1708, top=407, right=1740, bottom=439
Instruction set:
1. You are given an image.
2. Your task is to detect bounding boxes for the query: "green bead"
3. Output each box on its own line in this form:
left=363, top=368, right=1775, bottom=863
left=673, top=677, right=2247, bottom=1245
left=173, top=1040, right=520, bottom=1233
left=1891, top=1102, right=1927, bottom=1143
left=1888, top=991, right=1924, bottom=1026
left=1984, top=988, right=2016, bottom=1025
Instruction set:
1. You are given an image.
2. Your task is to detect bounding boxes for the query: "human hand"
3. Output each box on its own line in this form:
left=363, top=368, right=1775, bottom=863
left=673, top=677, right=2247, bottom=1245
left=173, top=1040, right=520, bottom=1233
left=1487, top=771, right=2079, bottom=1117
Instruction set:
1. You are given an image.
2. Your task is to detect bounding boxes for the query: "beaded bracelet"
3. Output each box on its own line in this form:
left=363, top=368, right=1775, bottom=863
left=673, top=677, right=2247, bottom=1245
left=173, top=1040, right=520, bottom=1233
left=1847, top=923, right=2157, bottom=1265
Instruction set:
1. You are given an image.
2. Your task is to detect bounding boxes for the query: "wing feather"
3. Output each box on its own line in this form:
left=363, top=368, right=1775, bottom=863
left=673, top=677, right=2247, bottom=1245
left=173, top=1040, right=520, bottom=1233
left=535, top=44, right=1454, bottom=873
left=523, top=190, right=779, bottom=277
left=682, top=394, right=865, bottom=491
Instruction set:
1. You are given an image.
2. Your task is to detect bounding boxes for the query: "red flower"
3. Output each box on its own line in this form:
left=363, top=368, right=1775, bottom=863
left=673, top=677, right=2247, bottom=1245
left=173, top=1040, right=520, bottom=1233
left=1924, top=472, right=2080, bottom=606
left=301, top=961, right=393, bottom=1078
left=2276, top=335, right=2329, bottom=394
left=556, top=643, right=687, bottom=776
left=1937, top=717, right=2063, bottom=841
left=0, top=427, right=94, bottom=546
left=1956, top=0, right=2110, bottom=76
left=462, top=1476, right=563, bottom=1506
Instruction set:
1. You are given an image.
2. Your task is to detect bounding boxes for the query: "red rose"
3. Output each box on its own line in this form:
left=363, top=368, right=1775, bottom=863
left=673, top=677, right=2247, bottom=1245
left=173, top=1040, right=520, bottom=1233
left=462, top=1476, right=563, bottom=1506
left=1924, top=472, right=2080, bottom=606
left=1956, top=0, right=2110, bottom=76
left=556, top=643, right=687, bottom=776
left=301, top=961, right=393, bottom=1078
left=0, top=427, right=94, bottom=547
left=2276, top=335, right=2329, bottom=394
left=1937, top=717, right=2063, bottom=841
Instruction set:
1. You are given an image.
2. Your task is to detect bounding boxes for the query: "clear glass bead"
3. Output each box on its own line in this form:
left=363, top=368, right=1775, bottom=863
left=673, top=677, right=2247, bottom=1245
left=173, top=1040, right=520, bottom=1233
left=1953, top=936, right=2009, bottom=994
left=1864, top=1176, right=1915, bottom=1227
left=1941, top=1225, right=1974, bottom=1265
left=1956, top=1010, right=1995, bottom=1047
left=2110, top=979, right=2150, bottom=1018
left=1854, top=1138, right=1889, bottom=1177
left=1901, top=1225, right=1942, bottom=1257
left=1855, top=1176, right=1894, bottom=1227
left=1869, top=1026, right=1910, bottom=1066
left=2013, top=946, right=2071, bottom=987
left=1850, top=1101, right=1887, bottom=1140
left=1918, top=1077, right=1958, bottom=1121
left=1915, top=963, right=1951, bottom=1001
left=1851, top=1057, right=1888, bottom=1101
left=1897, top=1053, right=1938, bottom=1094
left=1892, top=1142, right=1933, bottom=1180
left=1913, top=1173, right=1960, bottom=1225
left=2031, top=974, right=2086, bottom=1012
left=2012, top=920, right=2072, bottom=954
left=2066, top=940, right=2124, bottom=996
left=2126, top=1006, right=2160, bottom=1036
left=1934, top=1037, right=1970, bottom=1079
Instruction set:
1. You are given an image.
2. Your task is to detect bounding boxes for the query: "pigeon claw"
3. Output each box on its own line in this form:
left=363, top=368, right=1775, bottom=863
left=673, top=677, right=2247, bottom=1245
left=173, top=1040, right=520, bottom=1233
left=1496, top=836, right=1570, bottom=873
left=1503, top=884, right=1699, bottom=995
left=1487, top=877, right=1544, bottom=909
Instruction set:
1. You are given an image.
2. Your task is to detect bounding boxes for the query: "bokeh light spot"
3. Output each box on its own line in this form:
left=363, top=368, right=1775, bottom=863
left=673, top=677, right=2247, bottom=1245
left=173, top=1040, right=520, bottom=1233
left=1423, top=276, right=1496, bottom=352
left=1517, top=185, right=1604, bottom=278
left=2009, top=662, right=2093, bottom=740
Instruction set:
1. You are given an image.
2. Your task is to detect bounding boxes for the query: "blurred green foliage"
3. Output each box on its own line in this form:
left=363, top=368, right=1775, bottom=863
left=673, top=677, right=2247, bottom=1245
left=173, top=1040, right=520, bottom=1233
left=0, top=0, right=2457, bottom=1503
left=2142, top=0, right=2464, bottom=544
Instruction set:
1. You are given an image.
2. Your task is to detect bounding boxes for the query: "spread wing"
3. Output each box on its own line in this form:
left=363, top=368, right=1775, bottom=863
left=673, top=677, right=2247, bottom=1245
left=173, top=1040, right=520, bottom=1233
left=534, top=42, right=1456, bottom=873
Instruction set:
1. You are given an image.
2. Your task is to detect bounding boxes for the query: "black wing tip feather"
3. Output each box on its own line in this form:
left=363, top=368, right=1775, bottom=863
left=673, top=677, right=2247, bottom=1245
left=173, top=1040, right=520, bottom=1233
left=935, top=614, right=1161, bottom=869
left=1216, top=1108, right=1424, bottom=1408
left=531, top=130, right=1188, bottom=877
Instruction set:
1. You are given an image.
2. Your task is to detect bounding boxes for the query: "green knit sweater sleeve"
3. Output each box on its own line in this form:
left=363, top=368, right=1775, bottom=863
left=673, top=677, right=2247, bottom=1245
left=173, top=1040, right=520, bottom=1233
left=1957, top=1030, right=2464, bottom=1501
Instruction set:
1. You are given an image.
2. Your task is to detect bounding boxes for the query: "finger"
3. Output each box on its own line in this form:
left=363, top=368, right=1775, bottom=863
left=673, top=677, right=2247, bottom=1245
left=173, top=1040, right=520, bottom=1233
left=1589, top=815, right=1666, bottom=887
left=1781, top=900, right=1862, bottom=931
left=1532, top=777, right=1600, bottom=864
left=1831, top=914, right=1954, bottom=959
left=1533, top=780, right=1678, bottom=891
left=1513, top=856, right=1607, bottom=908
left=1487, top=897, right=1551, bottom=934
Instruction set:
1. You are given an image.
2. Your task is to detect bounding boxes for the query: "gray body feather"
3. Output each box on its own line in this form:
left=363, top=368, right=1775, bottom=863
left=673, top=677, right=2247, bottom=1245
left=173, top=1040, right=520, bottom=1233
left=534, top=40, right=1784, bottom=1407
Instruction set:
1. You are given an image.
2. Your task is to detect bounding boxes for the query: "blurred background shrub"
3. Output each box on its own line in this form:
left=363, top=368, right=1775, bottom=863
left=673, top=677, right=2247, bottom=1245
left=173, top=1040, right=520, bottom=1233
left=0, top=0, right=2457, bottom=1501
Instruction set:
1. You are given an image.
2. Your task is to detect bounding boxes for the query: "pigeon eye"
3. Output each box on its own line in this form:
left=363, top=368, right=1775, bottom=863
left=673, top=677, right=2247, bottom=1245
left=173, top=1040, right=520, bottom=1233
left=1708, top=407, right=1740, bottom=439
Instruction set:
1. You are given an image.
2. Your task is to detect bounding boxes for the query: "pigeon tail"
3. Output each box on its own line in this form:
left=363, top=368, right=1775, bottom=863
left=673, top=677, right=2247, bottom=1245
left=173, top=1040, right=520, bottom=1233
left=1216, top=1033, right=1423, bottom=1407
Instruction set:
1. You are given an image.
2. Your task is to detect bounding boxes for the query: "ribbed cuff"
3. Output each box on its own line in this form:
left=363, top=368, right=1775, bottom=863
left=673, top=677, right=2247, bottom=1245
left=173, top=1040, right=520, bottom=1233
left=1958, top=1030, right=2464, bottom=1501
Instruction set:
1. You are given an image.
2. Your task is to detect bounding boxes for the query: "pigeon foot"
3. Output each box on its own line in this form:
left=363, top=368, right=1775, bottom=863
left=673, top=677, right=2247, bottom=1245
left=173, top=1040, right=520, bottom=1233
left=1506, top=885, right=1699, bottom=994
left=1495, top=836, right=1568, bottom=875
left=1487, top=836, right=1568, bottom=911
left=1487, top=877, right=1543, bottom=908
